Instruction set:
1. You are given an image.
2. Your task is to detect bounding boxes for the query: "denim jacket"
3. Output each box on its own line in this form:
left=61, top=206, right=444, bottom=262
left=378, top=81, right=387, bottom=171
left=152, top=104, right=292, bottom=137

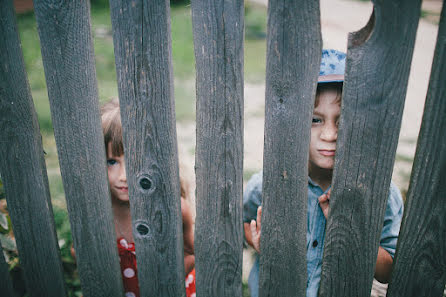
left=243, top=171, right=404, bottom=297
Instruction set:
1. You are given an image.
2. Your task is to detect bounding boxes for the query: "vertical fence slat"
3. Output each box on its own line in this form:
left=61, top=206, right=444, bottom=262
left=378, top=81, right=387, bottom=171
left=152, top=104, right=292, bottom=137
left=387, top=3, right=446, bottom=296
left=32, top=1, right=123, bottom=296
left=109, top=1, right=185, bottom=296
left=191, top=0, right=244, bottom=295
left=0, top=1, right=66, bottom=296
left=0, top=243, right=17, bottom=297
left=319, top=1, right=421, bottom=296
left=260, top=0, right=321, bottom=296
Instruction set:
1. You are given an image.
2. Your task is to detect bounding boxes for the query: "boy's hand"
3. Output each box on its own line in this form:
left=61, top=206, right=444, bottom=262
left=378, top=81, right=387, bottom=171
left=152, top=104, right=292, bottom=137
left=318, top=189, right=331, bottom=219
left=249, top=206, right=262, bottom=253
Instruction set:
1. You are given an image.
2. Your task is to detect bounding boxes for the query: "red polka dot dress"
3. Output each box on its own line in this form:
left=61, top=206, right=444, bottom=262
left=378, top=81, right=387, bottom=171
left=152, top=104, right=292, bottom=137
left=117, top=237, right=196, bottom=297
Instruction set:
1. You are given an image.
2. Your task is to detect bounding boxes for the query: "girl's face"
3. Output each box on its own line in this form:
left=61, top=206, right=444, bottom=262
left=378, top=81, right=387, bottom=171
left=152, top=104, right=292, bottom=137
left=309, top=88, right=341, bottom=173
left=106, top=142, right=129, bottom=203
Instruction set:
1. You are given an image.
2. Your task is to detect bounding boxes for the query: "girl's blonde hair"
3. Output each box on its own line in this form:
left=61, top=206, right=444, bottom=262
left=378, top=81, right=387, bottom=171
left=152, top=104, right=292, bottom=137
left=101, top=98, right=190, bottom=199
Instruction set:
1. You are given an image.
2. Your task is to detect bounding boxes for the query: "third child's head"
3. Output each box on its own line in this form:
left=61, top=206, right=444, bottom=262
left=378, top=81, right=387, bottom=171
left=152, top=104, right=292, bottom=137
left=101, top=99, right=129, bottom=204
left=308, top=49, right=345, bottom=177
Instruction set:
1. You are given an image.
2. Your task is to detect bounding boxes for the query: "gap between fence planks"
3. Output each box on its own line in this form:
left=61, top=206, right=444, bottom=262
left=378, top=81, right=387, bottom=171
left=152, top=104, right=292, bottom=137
left=32, top=1, right=123, bottom=296
left=191, top=0, right=245, bottom=296
left=387, top=3, right=446, bottom=296
left=319, top=1, right=422, bottom=296
left=0, top=1, right=66, bottom=296
left=109, top=0, right=186, bottom=296
left=259, top=0, right=322, bottom=296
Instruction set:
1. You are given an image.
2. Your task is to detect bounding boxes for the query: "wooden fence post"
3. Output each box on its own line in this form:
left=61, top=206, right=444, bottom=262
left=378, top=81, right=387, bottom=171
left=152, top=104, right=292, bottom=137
left=319, top=1, right=421, bottom=296
left=260, top=0, right=321, bottom=296
left=387, top=3, right=446, bottom=296
left=0, top=1, right=66, bottom=296
left=109, top=0, right=185, bottom=296
left=191, top=0, right=244, bottom=295
left=32, top=1, right=124, bottom=296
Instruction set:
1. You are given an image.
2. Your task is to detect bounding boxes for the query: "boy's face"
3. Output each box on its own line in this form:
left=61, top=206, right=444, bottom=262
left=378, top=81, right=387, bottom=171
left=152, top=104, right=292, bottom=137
left=309, top=88, right=340, bottom=172
left=106, top=142, right=129, bottom=203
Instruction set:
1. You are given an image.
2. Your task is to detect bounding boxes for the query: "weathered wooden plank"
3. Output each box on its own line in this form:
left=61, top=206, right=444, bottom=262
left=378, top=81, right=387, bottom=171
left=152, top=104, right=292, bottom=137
left=318, top=1, right=422, bottom=297
left=259, top=0, right=322, bottom=296
left=0, top=1, right=66, bottom=296
left=386, top=3, right=446, bottom=296
left=191, top=0, right=244, bottom=296
left=32, top=1, right=123, bottom=296
left=109, top=1, right=185, bottom=296
left=0, top=244, right=17, bottom=297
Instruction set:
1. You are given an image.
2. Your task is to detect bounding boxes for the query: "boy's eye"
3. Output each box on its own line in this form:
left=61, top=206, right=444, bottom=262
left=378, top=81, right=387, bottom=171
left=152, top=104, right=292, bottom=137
left=312, top=117, right=322, bottom=124
left=107, top=159, right=117, bottom=166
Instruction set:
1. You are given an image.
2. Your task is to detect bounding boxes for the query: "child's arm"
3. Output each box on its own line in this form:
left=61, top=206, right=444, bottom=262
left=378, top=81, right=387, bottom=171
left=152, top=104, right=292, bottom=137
left=318, top=183, right=403, bottom=284
left=374, top=246, right=393, bottom=283
left=181, top=198, right=195, bottom=275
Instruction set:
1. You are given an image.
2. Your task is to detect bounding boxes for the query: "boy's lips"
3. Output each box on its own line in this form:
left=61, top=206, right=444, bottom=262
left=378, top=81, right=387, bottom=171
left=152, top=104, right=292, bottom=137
left=318, top=150, right=336, bottom=156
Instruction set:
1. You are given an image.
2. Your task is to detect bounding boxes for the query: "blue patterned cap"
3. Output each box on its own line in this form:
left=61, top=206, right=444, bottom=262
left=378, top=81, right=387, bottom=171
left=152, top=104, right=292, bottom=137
left=318, top=49, right=346, bottom=83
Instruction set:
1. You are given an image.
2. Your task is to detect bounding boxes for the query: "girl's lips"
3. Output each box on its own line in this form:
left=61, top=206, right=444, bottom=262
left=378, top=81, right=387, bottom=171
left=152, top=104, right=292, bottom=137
left=319, top=150, right=336, bottom=156
left=117, top=187, right=128, bottom=192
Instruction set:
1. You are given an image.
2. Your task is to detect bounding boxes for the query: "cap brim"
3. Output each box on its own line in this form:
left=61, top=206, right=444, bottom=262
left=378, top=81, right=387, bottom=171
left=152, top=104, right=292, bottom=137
left=318, top=74, right=344, bottom=83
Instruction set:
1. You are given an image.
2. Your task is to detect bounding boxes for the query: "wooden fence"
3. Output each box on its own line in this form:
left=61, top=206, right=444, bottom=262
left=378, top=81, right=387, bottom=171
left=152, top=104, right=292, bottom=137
left=0, top=0, right=445, bottom=296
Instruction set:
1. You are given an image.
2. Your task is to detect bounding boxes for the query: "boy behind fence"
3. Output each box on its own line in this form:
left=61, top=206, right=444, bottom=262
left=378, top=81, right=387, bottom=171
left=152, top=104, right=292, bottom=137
left=243, top=49, right=404, bottom=297
left=100, top=99, right=196, bottom=297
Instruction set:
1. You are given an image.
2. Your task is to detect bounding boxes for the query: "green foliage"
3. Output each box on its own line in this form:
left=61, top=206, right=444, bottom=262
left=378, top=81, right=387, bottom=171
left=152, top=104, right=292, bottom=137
left=0, top=179, right=23, bottom=295
left=0, top=176, right=80, bottom=296
left=243, top=281, right=251, bottom=297
left=245, top=3, right=267, bottom=40
left=244, top=4, right=267, bottom=83
left=53, top=206, right=82, bottom=297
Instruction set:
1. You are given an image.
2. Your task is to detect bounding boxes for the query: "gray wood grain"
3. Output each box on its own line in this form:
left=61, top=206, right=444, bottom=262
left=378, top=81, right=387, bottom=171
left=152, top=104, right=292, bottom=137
left=386, top=3, right=446, bottom=297
left=0, top=243, right=17, bottom=297
left=0, top=1, right=66, bottom=296
left=259, top=0, right=321, bottom=296
left=319, top=1, right=422, bottom=297
left=191, top=0, right=244, bottom=296
left=109, top=1, right=185, bottom=296
left=32, top=1, right=123, bottom=296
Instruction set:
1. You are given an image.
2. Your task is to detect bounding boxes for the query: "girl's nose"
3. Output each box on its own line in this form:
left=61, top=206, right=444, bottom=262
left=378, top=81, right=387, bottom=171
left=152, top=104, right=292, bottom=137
left=320, top=123, right=338, bottom=142
left=120, top=164, right=127, bottom=182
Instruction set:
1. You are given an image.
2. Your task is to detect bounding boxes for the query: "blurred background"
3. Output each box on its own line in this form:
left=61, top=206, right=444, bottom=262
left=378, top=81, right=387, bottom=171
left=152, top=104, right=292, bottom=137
left=1, top=0, right=442, bottom=296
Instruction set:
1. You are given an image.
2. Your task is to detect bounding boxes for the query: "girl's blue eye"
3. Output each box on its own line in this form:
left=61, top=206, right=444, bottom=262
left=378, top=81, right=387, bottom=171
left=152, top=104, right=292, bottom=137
left=107, top=159, right=117, bottom=166
left=312, top=117, right=322, bottom=124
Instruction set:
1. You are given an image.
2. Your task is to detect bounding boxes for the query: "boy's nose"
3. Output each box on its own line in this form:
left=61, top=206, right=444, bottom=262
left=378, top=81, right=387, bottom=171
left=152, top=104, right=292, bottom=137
left=320, top=124, right=337, bottom=142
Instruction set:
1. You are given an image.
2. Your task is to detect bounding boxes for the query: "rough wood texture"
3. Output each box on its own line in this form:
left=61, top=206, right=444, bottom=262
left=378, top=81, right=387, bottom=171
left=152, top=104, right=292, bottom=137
left=259, top=1, right=321, bottom=296
left=0, top=1, right=66, bottom=296
left=191, top=0, right=244, bottom=296
left=32, top=1, right=123, bottom=296
left=0, top=244, right=17, bottom=297
left=319, top=1, right=422, bottom=296
left=109, top=1, right=185, bottom=296
left=387, top=3, right=446, bottom=297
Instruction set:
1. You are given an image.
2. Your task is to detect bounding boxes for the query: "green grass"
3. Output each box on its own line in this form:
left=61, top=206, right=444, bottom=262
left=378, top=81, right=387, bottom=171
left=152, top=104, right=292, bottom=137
left=16, top=3, right=267, bottom=130
left=244, top=3, right=267, bottom=83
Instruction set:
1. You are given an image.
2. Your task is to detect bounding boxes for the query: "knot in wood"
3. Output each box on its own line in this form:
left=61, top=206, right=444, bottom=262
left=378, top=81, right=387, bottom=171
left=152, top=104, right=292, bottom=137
left=137, top=174, right=155, bottom=194
left=135, top=221, right=150, bottom=237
